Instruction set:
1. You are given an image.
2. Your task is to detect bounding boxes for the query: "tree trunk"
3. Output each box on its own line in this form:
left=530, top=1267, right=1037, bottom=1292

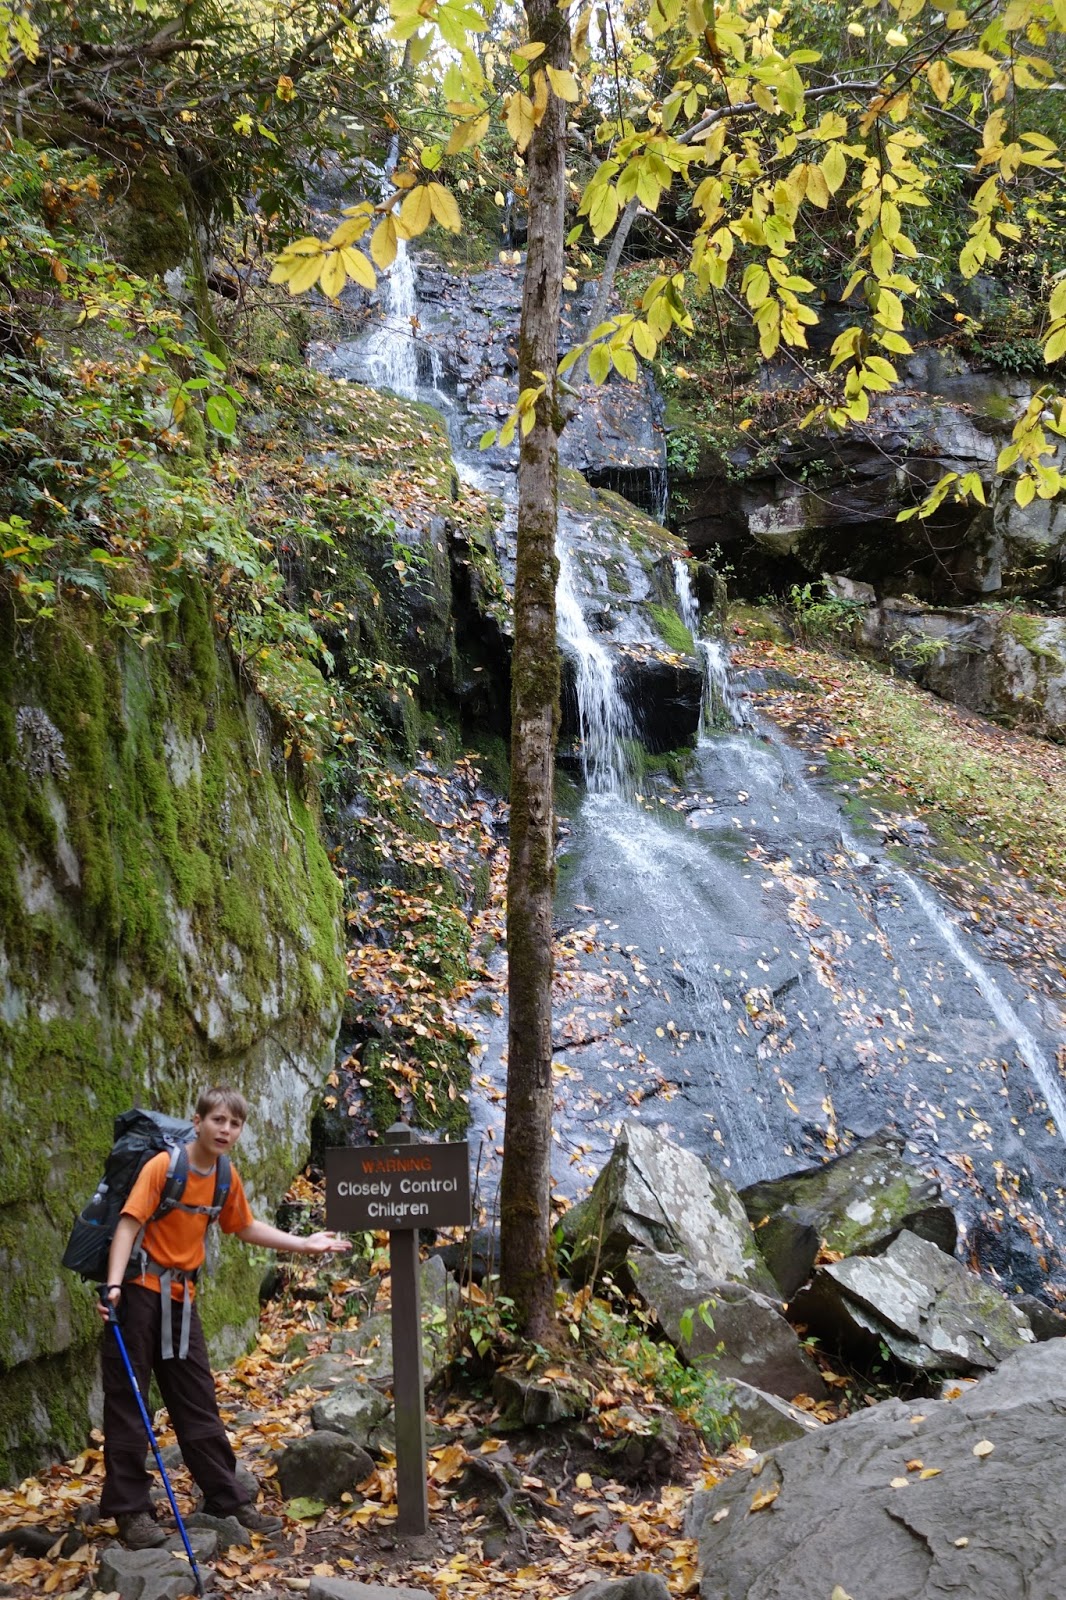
left=573, top=196, right=640, bottom=381
left=497, top=0, right=570, bottom=1342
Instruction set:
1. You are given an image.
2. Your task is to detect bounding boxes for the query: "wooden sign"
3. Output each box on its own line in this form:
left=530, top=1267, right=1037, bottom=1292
left=326, top=1140, right=470, bottom=1232
left=325, top=1127, right=473, bottom=1538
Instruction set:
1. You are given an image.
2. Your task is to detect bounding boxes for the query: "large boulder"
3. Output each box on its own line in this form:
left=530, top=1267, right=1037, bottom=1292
left=562, top=1124, right=776, bottom=1295
left=692, top=1340, right=1066, bottom=1600
left=626, top=1250, right=825, bottom=1401
left=740, top=1128, right=957, bottom=1296
left=790, top=1229, right=1034, bottom=1376
left=845, top=593, right=1066, bottom=740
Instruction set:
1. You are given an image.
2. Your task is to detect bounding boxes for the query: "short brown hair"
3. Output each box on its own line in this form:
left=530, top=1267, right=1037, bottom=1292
left=196, top=1085, right=248, bottom=1124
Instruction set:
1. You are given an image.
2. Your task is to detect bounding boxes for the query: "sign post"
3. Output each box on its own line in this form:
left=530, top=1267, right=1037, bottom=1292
left=325, top=1125, right=471, bottom=1536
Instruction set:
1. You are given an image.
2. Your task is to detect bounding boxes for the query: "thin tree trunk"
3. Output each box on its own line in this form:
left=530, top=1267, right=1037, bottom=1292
left=573, top=196, right=640, bottom=380
left=497, top=0, right=570, bottom=1343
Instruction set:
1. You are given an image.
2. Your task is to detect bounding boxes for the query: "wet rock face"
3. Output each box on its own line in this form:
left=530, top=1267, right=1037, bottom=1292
left=693, top=1340, right=1066, bottom=1600
left=791, top=1229, right=1034, bottom=1375
left=416, top=261, right=668, bottom=490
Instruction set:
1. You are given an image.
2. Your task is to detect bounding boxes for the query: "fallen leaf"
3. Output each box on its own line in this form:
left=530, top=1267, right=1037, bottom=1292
left=973, top=1440, right=995, bottom=1459
left=749, top=1485, right=779, bottom=1512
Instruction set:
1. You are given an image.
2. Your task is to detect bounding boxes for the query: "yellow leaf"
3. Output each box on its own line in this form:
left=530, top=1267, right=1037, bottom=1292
left=400, top=185, right=434, bottom=237
left=805, top=165, right=830, bottom=209
left=1015, top=476, right=1036, bottom=508
left=575, top=1472, right=593, bottom=1490
left=512, top=40, right=546, bottom=59
left=927, top=59, right=952, bottom=103
left=919, top=1467, right=942, bottom=1479
left=532, top=68, right=549, bottom=123
left=446, top=112, right=490, bottom=155
left=890, top=1476, right=909, bottom=1489
left=750, top=1484, right=779, bottom=1511
left=547, top=66, right=581, bottom=101
left=821, top=144, right=847, bottom=194
left=428, top=182, right=462, bottom=233
left=972, top=1439, right=995, bottom=1458
left=370, top=216, right=398, bottom=271
left=319, top=250, right=347, bottom=299
left=286, top=254, right=325, bottom=294
left=949, top=48, right=998, bottom=68
left=340, top=248, right=376, bottom=290
left=328, top=217, right=370, bottom=247
left=506, top=91, right=536, bottom=152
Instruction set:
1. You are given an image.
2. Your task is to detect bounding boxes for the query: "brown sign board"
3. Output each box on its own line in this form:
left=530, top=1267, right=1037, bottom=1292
left=326, top=1141, right=471, bottom=1232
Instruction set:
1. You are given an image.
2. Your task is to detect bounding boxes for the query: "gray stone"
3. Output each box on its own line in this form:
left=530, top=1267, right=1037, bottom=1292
left=96, top=1531, right=217, bottom=1600
left=183, top=1510, right=252, bottom=1548
left=692, top=1339, right=1066, bottom=1600
left=626, top=1250, right=825, bottom=1400
left=275, top=1430, right=374, bottom=1502
left=312, top=1381, right=392, bottom=1445
left=745, top=1211, right=820, bottom=1301
left=572, top=1578, right=671, bottom=1600
left=563, top=1123, right=776, bottom=1294
left=741, top=1127, right=957, bottom=1286
left=492, top=1363, right=590, bottom=1428
left=308, top=1584, right=435, bottom=1600
left=284, top=1353, right=355, bottom=1394
left=1013, top=1293, right=1066, bottom=1341
left=723, top=1379, right=823, bottom=1449
left=327, top=1255, right=451, bottom=1387
left=792, top=1229, right=1035, bottom=1375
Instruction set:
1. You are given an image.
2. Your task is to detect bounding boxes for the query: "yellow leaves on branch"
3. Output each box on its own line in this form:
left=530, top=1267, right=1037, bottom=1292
left=270, top=179, right=462, bottom=299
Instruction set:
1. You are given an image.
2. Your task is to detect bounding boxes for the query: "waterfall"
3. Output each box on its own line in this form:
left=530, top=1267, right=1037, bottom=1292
left=358, top=240, right=441, bottom=400
left=672, top=557, right=699, bottom=636
left=900, top=874, right=1066, bottom=1141
left=671, top=559, right=748, bottom=734
left=557, top=542, right=633, bottom=795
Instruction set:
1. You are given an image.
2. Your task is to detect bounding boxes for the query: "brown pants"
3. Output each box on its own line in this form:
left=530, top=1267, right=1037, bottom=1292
left=100, top=1283, right=251, bottom=1520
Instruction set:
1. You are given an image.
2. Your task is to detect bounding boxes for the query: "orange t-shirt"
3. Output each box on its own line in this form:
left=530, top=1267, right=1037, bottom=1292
left=122, top=1149, right=253, bottom=1300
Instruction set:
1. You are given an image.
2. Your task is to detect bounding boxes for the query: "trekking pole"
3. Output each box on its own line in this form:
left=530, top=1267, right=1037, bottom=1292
left=99, top=1291, right=206, bottom=1597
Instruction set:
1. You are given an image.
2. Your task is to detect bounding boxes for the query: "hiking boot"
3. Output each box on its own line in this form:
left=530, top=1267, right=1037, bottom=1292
left=206, top=1502, right=283, bottom=1534
left=117, top=1512, right=167, bottom=1550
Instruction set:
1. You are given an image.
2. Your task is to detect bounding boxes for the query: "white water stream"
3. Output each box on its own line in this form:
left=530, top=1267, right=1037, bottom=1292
left=900, top=872, right=1066, bottom=1138
left=672, top=558, right=748, bottom=734
left=357, top=240, right=443, bottom=401
left=556, top=542, right=633, bottom=795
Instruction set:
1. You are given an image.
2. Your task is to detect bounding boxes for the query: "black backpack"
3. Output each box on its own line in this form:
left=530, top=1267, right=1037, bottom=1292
left=62, top=1107, right=231, bottom=1284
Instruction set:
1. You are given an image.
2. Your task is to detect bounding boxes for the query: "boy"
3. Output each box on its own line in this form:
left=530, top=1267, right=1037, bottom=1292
left=98, top=1085, right=348, bottom=1550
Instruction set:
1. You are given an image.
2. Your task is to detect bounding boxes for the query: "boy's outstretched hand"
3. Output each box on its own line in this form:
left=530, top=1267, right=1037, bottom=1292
left=303, top=1231, right=349, bottom=1255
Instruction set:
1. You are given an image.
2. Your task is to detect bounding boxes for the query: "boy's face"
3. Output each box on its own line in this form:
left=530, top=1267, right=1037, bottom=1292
left=193, top=1104, right=245, bottom=1159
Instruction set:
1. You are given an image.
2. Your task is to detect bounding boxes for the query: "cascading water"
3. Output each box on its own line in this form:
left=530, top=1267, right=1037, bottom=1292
left=309, top=239, right=1066, bottom=1273
left=557, top=542, right=633, bottom=795
left=357, top=240, right=442, bottom=401
left=671, top=557, right=747, bottom=733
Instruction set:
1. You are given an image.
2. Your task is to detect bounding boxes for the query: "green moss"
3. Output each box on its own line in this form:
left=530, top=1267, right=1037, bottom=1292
left=647, top=603, right=695, bottom=656
left=1001, top=612, right=1065, bottom=668
left=105, top=158, right=192, bottom=279
left=0, top=1344, right=100, bottom=1485
left=728, top=602, right=790, bottom=643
